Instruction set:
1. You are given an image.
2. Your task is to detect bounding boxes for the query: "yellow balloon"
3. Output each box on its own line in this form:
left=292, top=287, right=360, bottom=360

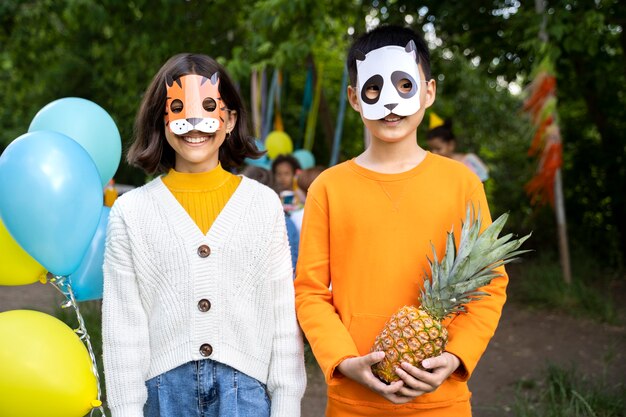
left=0, top=218, right=46, bottom=285
left=265, top=130, right=293, bottom=160
left=0, top=310, right=98, bottom=417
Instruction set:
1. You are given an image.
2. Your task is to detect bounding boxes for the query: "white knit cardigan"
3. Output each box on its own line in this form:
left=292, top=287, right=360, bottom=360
left=102, top=176, right=306, bottom=417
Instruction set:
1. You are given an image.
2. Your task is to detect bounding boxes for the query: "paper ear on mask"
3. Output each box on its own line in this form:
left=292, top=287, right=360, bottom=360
left=164, top=73, right=227, bottom=135
left=356, top=44, right=422, bottom=120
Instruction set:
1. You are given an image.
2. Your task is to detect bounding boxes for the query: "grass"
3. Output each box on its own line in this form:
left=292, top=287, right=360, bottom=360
left=507, top=252, right=622, bottom=324
left=514, top=364, right=626, bottom=417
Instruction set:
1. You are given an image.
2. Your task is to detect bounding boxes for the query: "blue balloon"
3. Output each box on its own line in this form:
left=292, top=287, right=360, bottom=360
left=0, top=131, right=102, bottom=276
left=29, top=97, right=121, bottom=187
left=293, top=149, right=315, bottom=169
left=70, top=207, right=110, bottom=301
left=245, top=139, right=271, bottom=169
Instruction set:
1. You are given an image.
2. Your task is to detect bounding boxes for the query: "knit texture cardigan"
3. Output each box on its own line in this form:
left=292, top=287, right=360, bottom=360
left=103, top=176, right=306, bottom=417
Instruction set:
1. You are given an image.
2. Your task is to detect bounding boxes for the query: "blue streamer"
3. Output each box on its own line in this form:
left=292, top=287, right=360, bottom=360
left=297, top=66, right=314, bottom=149
left=330, top=65, right=349, bottom=166
left=262, top=69, right=279, bottom=141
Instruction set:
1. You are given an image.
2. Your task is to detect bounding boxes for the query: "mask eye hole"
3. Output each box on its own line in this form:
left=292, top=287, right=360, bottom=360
left=203, top=97, right=217, bottom=112
left=391, top=71, right=418, bottom=98
left=361, top=74, right=384, bottom=104
left=397, top=79, right=413, bottom=94
left=365, top=84, right=380, bottom=100
left=170, top=99, right=183, bottom=114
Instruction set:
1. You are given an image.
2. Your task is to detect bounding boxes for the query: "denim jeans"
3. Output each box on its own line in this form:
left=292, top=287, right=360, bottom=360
left=144, top=360, right=270, bottom=417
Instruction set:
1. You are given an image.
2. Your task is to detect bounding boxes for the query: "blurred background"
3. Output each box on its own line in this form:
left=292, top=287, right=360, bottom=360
left=1, top=0, right=624, bottom=267
left=1, top=1, right=624, bottom=416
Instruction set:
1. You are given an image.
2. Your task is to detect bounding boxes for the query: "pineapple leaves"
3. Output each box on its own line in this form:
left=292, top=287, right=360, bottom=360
left=420, top=204, right=531, bottom=321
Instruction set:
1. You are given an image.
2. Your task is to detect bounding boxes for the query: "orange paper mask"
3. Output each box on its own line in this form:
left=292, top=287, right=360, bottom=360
left=165, top=73, right=226, bottom=135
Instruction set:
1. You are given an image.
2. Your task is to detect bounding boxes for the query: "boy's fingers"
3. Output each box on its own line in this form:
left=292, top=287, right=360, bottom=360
left=375, top=379, right=404, bottom=394
left=363, top=351, right=386, bottom=365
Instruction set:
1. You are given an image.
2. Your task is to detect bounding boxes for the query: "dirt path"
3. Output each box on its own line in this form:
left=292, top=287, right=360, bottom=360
left=300, top=300, right=626, bottom=417
left=2, top=282, right=625, bottom=417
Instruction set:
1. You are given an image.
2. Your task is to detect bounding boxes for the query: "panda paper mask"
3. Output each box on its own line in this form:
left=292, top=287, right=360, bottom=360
left=165, top=73, right=226, bottom=135
left=355, top=41, right=422, bottom=120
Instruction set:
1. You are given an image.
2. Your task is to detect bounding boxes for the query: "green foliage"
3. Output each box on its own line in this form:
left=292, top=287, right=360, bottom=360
left=1, top=0, right=625, bottom=266
left=514, top=364, right=626, bottom=417
left=508, top=252, right=620, bottom=324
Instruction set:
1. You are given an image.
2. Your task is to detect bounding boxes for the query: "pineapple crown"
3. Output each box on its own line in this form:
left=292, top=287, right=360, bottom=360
left=420, top=204, right=531, bottom=321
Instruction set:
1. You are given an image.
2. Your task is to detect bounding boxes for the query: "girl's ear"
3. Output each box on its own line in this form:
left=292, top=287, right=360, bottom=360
left=347, top=85, right=361, bottom=112
left=226, top=110, right=238, bottom=133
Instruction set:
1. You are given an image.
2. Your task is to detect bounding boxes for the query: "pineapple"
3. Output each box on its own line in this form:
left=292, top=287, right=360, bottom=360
left=371, top=205, right=531, bottom=383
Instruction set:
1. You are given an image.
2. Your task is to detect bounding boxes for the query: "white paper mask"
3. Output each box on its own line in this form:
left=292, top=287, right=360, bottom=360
left=355, top=41, right=422, bottom=120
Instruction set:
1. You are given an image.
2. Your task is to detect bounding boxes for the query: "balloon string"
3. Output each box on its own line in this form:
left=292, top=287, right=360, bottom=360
left=50, top=275, right=107, bottom=416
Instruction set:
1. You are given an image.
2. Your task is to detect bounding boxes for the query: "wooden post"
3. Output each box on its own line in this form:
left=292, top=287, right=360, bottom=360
left=554, top=170, right=572, bottom=284
left=536, top=0, right=572, bottom=284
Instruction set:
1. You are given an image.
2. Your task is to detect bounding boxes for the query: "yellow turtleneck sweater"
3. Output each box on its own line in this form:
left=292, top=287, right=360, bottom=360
left=161, top=164, right=241, bottom=235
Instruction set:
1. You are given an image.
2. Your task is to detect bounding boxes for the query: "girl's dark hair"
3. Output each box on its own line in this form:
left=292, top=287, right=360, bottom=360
left=347, top=25, right=431, bottom=87
left=127, top=53, right=264, bottom=174
left=271, top=154, right=301, bottom=174
left=427, top=119, right=456, bottom=143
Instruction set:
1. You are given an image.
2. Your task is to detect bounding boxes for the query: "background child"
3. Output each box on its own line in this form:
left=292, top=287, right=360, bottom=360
left=103, top=53, right=305, bottom=417
left=294, top=26, right=507, bottom=416
left=426, top=119, right=489, bottom=182
left=271, top=154, right=306, bottom=211
left=241, top=165, right=299, bottom=272
left=289, top=165, right=326, bottom=234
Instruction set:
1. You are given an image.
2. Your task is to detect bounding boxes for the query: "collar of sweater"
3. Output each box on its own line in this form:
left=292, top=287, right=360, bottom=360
left=147, top=175, right=257, bottom=240
left=162, top=163, right=234, bottom=192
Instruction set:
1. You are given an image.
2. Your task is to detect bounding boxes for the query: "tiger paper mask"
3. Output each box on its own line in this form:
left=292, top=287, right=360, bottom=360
left=355, top=41, right=422, bottom=120
left=165, top=73, right=226, bottom=135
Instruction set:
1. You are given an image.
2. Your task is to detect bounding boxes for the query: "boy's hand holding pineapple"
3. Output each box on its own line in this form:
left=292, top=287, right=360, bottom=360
left=370, top=204, right=531, bottom=387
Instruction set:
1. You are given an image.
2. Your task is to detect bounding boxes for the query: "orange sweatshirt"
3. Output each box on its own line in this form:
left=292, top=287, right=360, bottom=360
left=162, top=164, right=241, bottom=234
left=294, top=153, right=508, bottom=416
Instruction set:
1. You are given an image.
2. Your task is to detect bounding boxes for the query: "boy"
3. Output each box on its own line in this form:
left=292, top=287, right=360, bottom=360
left=294, top=25, right=507, bottom=416
left=272, top=154, right=306, bottom=211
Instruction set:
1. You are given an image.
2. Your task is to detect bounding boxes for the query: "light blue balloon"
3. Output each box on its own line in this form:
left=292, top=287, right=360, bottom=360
left=245, top=155, right=271, bottom=170
left=0, top=131, right=102, bottom=276
left=245, top=139, right=271, bottom=169
left=70, top=206, right=110, bottom=301
left=28, top=97, right=121, bottom=187
left=293, top=149, right=315, bottom=169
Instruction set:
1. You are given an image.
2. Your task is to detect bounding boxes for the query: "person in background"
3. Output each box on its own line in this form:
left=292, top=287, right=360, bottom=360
left=241, top=164, right=299, bottom=272
left=102, top=52, right=305, bottom=417
left=240, top=164, right=274, bottom=189
left=289, top=165, right=326, bottom=234
left=271, top=154, right=306, bottom=212
left=426, top=118, right=489, bottom=182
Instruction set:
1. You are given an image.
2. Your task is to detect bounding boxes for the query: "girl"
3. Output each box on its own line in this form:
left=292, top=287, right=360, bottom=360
left=102, top=53, right=306, bottom=417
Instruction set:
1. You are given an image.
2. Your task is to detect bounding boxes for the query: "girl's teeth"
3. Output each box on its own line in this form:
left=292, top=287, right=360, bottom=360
left=183, top=136, right=209, bottom=143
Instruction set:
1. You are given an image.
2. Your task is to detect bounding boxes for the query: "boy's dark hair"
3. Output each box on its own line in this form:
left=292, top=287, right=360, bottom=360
left=297, top=165, right=325, bottom=195
left=128, top=53, right=264, bottom=174
left=271, top=154, right=301, bottom=174
left=241, top=165, right=274, bottom=188
left=427, top=119, right=455, bottom=143
left=347, top=25, right=431, bottom=87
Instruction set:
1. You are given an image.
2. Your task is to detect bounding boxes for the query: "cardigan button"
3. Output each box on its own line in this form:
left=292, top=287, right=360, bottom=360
left=197, top=245, right=211, bottom=258
left=197, top=299, right=211, bottom=312
left=199, top=343, right=213, bottom=357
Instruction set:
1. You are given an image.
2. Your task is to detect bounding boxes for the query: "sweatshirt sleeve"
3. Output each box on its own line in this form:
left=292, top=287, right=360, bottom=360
left=294, top=182, right=361, bottom=384
left=102, top=203, right=151, bottom=417
left=266, top=204, right=307, bottom=417
left=444, top=182, right=509, bottom=381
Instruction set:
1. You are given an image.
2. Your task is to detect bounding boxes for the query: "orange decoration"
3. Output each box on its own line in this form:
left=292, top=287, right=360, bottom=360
left=522, top=70, right=562, bottom=207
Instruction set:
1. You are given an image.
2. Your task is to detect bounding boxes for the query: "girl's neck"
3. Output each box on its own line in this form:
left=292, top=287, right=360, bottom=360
left=356, top=137, right=427, bottom=174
